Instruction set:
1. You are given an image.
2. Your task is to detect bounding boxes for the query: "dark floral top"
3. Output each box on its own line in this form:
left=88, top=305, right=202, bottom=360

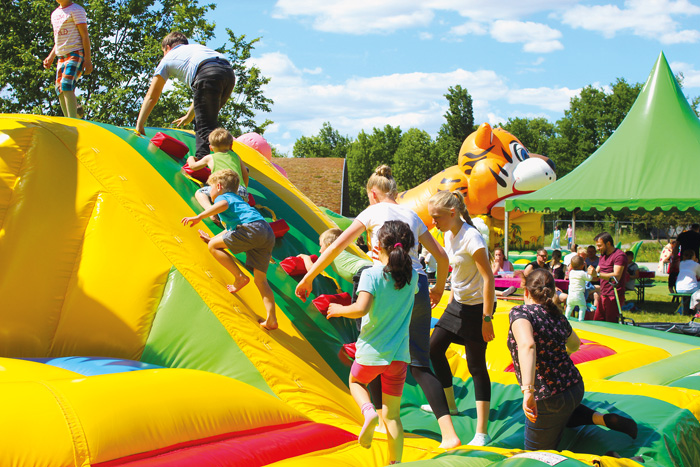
left=507, top=303, right=581, bottom=401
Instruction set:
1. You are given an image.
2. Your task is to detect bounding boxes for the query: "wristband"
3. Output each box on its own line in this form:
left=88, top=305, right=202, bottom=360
left=520, top=385, right=535, bottom=393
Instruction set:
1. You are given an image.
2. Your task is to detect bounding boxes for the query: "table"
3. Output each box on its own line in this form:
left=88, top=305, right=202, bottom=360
left=635, top=270, right=656, bottom=303
left=495, top=276, right=569, bottom=293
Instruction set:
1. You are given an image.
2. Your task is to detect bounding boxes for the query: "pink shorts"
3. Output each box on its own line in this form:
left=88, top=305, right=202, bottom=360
left=351, top=360, right=407, bottom=397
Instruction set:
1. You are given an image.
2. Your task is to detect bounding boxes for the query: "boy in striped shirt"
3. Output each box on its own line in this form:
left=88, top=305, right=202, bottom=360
left=43, top=0, right=92, bottom=118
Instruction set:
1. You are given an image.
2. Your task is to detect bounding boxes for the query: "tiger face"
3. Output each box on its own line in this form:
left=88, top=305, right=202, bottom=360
left=397, top=122, right=556, bottom=228
left=459, top=123, right=556, bottom=218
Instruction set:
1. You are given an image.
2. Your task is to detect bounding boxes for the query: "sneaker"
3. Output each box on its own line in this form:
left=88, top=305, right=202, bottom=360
left=501, top=286, right=517, bottom=297
left=421, top=404, right=459, bottom=415
left=467, top=433, right=491, bottom=446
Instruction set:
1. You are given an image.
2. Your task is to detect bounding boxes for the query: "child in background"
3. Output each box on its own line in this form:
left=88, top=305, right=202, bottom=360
left=44, top=0, right=92, bottom=118
left=625, top=251, right=639, bottom=291
left=298, top=228, right=373, bottom=301
left=675, top=249, right=700, bottom=294
left=189, top=128, right=249, bottom=226
left=326, top=221, right=418, bottom=464
left=182, top=169, right=278, bottom=330
left=566, top=255, right=597, bottom=321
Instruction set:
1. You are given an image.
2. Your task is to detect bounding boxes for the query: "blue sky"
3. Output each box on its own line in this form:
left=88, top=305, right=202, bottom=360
left=206, top=1, right=700, bottom=155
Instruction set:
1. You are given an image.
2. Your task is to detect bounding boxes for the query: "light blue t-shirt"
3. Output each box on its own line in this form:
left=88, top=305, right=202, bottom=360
left=217, top=192, right=264, bottom=228
left=355, top=266, right=418, bottom=366
left=155, top=43, right=229, bottom=87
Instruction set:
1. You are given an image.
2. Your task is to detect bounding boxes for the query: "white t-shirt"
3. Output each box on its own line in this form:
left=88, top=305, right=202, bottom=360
left=51, top=3, right=87, bottom=57
left=563, top=252, right=577, bottom=266
left=445, top=223, right=487, bottom=305
left=676, top=260, right=700, bottom=293
left=355, top=202, right=427, bottom=275
left=568, top=269, right=593, bottom=302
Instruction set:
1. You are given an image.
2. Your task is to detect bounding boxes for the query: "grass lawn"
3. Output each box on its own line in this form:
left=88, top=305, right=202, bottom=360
left=622, top=275, right=693, bottom=323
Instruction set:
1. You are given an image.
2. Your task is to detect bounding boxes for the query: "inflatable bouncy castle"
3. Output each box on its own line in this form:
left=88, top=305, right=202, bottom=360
left=397, top=123, right=555, bottom=250
left=0, top=115, right=699, bottom=466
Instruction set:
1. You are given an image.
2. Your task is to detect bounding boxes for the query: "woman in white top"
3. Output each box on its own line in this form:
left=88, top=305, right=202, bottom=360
left=676, top=249, right=700, bottom=294
left=295, top=165, right=461, bottom=449
left=427, top=190, right=495, bottom=446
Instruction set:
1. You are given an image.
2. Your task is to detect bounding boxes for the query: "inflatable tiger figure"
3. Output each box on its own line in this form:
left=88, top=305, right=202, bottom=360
left=397, top=123, right=556, bottom=228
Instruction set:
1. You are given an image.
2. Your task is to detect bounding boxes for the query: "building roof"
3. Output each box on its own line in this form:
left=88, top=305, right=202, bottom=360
left=274, top=158, right=346, bottom=215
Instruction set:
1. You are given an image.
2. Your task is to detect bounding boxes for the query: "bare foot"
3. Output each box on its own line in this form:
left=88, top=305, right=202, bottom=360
left=259, top=318, right=278, bottom=331
left=439, top=437, right=462, bottom=449
left=226, top=276, right=250, bottom=294
left=198, top=229, right=211, bottom=244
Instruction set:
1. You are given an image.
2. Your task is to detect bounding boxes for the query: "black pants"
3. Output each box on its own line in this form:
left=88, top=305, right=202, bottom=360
left=192, top=61, right=235, bottom=160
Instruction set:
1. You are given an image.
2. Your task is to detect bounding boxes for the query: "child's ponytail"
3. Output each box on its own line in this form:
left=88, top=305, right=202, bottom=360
left=377, top=220, right=415, bottom=290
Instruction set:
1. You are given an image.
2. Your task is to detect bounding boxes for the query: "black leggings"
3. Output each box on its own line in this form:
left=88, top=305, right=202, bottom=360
left=367, top=365, right=451, bottom=420
left=430, top=326, right=491, bottom=402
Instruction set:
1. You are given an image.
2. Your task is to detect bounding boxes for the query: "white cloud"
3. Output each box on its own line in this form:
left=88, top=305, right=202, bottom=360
left=672, top=61, right=700, bottom=88
left=272, top=0, right=579, bottom=34
left=303, top=67, right=323, bottom=75
left=560, top=0, right=700, bottom=44
left=508, top=86, right=579, bottom=111
left=449, top=21, right=489, bottom=36
left=490, top=20, right=563, bottom=53
left=250, top=51, right=579, bottom=153
left=419, top=32, right=434, bottom=40
left=272, top=0, right=434, bottom=34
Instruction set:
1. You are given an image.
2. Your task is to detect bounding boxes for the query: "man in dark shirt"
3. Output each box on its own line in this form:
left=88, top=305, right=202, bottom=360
left=594, top=232, right=628, bottom=323
left=674, top=224, right=700, bottom=261
left=524, top=248, right=548, bottom=277
left=670, top=224, right=700, bottom=291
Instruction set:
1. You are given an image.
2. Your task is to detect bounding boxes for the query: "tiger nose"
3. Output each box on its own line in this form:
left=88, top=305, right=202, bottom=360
left=512, top=158, right=557, bottom=192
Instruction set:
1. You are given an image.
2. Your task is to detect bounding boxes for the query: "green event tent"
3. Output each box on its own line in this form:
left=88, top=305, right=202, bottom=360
left=505, top=52, right=700, bottom=214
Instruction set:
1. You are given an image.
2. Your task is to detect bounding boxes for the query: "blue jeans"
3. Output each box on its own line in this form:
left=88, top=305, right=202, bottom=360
left=524, top=380, right=585, bottom=451
left=192, top=61, right=235, bottom=159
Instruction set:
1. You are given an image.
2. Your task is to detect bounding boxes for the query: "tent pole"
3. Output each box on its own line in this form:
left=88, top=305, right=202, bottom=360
left=504, top=210, right=510, bottom=258
left=572, top=211, right=576, bottom=247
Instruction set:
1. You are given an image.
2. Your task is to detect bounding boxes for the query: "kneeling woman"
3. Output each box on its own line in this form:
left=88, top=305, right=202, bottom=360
left=509, top=269, right=637, bottom=450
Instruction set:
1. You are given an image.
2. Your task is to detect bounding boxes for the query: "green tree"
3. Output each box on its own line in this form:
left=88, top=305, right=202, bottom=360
left=434, top=85, right=475, bottom=169
left=500, top=117, right=556, bottom=157
left=292, top=122, right=351, bottom=158
left=346, top=125, right=402, bottom=215
left=549, top=78, right=641, bottom=176
left=0, top=0, right=272, bottom=134
left=393, top=128, right=434, bottom=190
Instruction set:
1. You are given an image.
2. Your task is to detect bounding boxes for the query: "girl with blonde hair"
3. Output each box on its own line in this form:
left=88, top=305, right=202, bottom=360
left=427, top=190, right=495, bottom=446
left=296, top=165, right=461, bottom=449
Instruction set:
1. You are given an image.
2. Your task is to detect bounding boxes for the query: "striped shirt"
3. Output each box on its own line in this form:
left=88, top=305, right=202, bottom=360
left=51, top=3, right=87, bottom=57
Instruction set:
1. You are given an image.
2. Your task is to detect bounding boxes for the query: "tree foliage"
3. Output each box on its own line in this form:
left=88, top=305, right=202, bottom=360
left=500, top=117, right=555, bottom=157
left=292, top=122, right=351, bottom=158
left=549, top=78, right=641, bottom=176
left=393, top=128, right=434, bottom=191
left=0, top=0, right=272, bottom=134
left=434, top=85, right=475, bottom=169
left=346, top=125, right=402, bottom=215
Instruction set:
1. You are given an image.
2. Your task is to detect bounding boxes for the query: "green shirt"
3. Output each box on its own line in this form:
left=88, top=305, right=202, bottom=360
left=211, top=151, right=244, bottom=186
left=332, top=250, right=373, bottom=283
